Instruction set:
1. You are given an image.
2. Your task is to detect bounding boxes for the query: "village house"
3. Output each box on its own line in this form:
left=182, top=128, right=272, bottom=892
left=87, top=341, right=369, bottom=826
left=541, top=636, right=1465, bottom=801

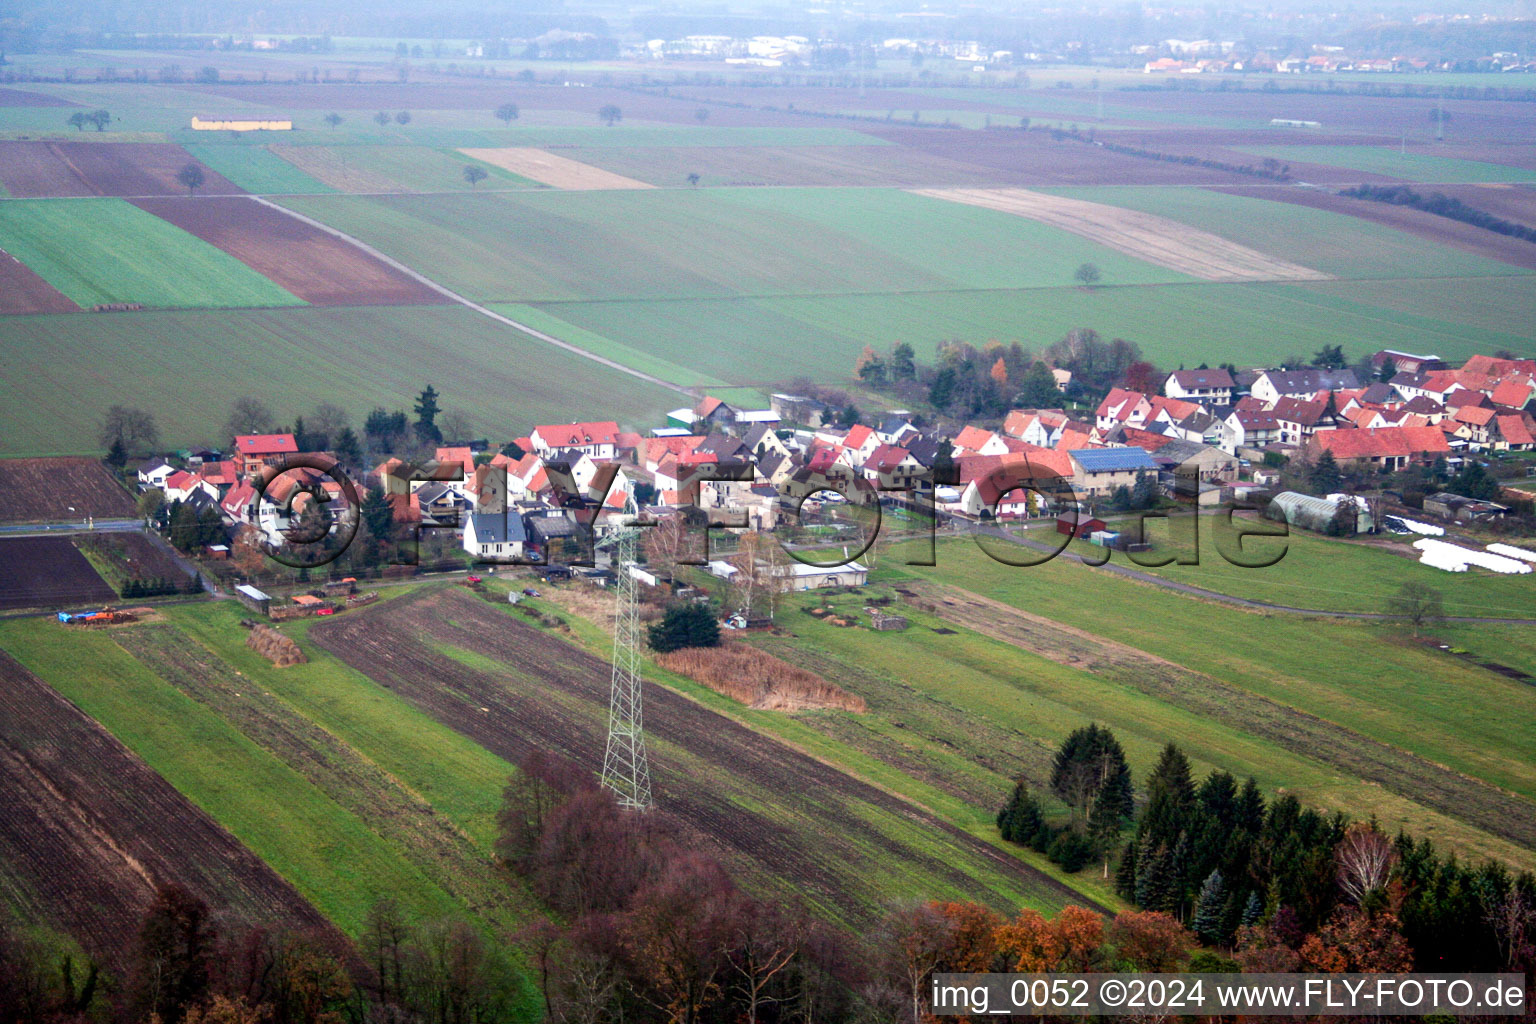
left=693, top=396, right=737, bottom=430
left=462, top=508, right=528, bottom=561
left=1492, top=414, right=1536, bottom=451
left=1163, top=368, right=1234, bottom=406
left=1221, top=410, right=1282, bottom=454
left=137, top=458, right=176, bottom=490
left=769, top=392, right=827, bottom=427
left=1095, top=389, right=1153, bottom=431
left=1308, top=424, right=1450, bottom=471
left=232, top=433, right=299, bottom=477
left=1249, top=369, right=1359, bottom=405
left=530, top=421, right=620, bottom=461
left=1271, top=394, right=1340, bottom=446
left=1001, top=410, right=1054, bottom=448
left=1069, top=446, right=1158, bottom=498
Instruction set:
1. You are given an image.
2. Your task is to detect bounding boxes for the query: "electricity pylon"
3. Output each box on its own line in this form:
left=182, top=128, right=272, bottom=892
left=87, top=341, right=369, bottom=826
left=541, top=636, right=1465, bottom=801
left=600, top=526, right=652, bottom=810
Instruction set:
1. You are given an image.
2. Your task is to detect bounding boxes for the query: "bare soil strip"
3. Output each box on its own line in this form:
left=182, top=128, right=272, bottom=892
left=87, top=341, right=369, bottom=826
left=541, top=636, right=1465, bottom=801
left=311, top=587, right=1093, bottom=923
left=0, top=457, right=136, bottom=524
left=902, top=580, right=1536, bottom=854
left=0, top=250, right=78, bottom=314
left=130, top=195, right=448, bottom=305
left=0, top=650, right=338, bottom=967
left=910, top=186, right=1331, bottom=282
left=0, top=538, right=116, bottom=611
left=0, top=141, right=241, bottom=197
left=457, top=147, right=654, bottom=190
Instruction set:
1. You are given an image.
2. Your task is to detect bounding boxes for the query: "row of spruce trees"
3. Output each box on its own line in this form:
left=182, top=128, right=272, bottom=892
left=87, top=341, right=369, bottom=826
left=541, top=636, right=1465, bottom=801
left=1000, top=728, right=1536, bottom=969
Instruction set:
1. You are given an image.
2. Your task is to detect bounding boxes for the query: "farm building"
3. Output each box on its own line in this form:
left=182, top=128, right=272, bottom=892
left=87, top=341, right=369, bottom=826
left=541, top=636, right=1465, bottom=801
left=191, top=116, right=293, bottom=131
left=774, top=560, right=868, bottom=591
left=235, top=584, right=272, bottom=616
left=1056, top=511, right=1106, bottom=538
left=1069, top=447, right=1158, bottom=497
left=1423, top=492, right=1508, bottom=523
left=1266, top=491, right=1373, bottom=535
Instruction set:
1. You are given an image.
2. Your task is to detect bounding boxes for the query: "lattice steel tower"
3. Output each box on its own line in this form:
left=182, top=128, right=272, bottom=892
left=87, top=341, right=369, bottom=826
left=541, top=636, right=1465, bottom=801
left=600, top=527, right=652, bottom=810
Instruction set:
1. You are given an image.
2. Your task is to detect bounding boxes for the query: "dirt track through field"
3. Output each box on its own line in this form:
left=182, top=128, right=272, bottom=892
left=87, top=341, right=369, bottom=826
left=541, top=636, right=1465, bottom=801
left=130, top=195, right=449, bottom=305
left=458, top=147, right=654, bottom=190
left=0, top=650, right=339, bottom=967
left=311, top=587, right=1093, bottom=923
left=911, top=187, right=1331, bottom=282
left=902, top=580, right=1536, bottom=855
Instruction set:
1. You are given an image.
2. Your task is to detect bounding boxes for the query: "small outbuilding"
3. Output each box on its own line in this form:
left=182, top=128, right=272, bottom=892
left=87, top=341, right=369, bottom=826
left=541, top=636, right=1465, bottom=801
left=235, top=584, right=272, bottom=616
left=1056, top=511, right=1106, bottom=538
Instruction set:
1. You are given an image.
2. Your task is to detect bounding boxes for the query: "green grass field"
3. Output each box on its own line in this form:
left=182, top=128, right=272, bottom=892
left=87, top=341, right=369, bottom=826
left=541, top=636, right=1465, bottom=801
left=892, top=539, right=1536, bottom=813
left=270, top=144, right=542, bottom=192
left=526, top=276, right=1534, bottom=387
left=0, top=617, right=473, bottom=935
left=737, top=580, right=1533, bottom=868
left=182, top=143, right=337, bottom=194
left=1048, top=185, right=1535, bottom=281
left=0, top=304, right=678, bottom=454
left=0, top=198, right=303, bottom=309
left=1237, top=144, right=1536, bottom=183
left=278, top=187, right=1187, bottom=303
left=1063, top=516, right=1536, bottom=617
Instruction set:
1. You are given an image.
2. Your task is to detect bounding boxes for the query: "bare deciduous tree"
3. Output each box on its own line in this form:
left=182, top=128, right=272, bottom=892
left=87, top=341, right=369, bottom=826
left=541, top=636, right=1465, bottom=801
left=1386, top=581, right=1443, bottom=637
left=98, top=405, right=160, bottom=456
left=225, top=397, right=276, bottom=439
left=1335, top=823, right=1397, bottom=904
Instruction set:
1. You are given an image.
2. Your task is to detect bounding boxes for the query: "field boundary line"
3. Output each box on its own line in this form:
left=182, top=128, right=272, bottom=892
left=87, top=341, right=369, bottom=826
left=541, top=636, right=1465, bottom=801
left=250, top=196, right=693, bottom=398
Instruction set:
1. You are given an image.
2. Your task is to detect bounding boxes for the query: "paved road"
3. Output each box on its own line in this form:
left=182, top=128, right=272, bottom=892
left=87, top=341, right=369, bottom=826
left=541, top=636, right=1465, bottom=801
left=0, top=518, right=143, bottom=535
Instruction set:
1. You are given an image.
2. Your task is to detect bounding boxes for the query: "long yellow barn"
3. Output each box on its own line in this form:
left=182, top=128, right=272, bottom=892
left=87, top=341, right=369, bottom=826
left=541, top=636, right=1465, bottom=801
left=190, top=115, right=293, bottom=131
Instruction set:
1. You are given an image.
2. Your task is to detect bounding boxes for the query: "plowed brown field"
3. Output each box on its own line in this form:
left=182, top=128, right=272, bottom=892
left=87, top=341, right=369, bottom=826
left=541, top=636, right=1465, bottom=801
left=0, top=650, right=337, bottom=966
left=0, top=537, right=115, bottom=611
left=0, top=251, right=77, bottom=314
left=311, top=587, right=1090, bottom=924
left=0, top=142, right=241, bottom=197
left=129, top=195, right=448, bottom=305
left=0, top=457, right=135, bottom=523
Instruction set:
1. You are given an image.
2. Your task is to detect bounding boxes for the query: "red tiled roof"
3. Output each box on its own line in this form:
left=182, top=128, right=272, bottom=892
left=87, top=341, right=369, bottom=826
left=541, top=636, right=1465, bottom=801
left=1496, top=415, right=1535, bottom=446
left=534, top=422, right=619, bottom=447
left=866, top=444, right=914, bottom=471
left=234, top=433, right=298, bottom=455
left=951, top=425, right=996, bottom=453
left=1002, top=410, right=1039, bottom=438
left=844, top=424, right=874, bottom=449
left=1463, top=354, right=1536, bottom=378
left=1313, top=425, right=1450, bottom=460
left=1491, top=379, right=1533, bottom=410
left=695, top=396, right=723, bottom=417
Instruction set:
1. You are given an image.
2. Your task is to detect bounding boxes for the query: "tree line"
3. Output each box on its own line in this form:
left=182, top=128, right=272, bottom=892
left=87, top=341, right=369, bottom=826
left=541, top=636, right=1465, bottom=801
left=854, top=330, right=1154, bottom=421
left=999, top=729, right=1536, bottom=977
left=1342, top=184, right=1536, bottom=245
